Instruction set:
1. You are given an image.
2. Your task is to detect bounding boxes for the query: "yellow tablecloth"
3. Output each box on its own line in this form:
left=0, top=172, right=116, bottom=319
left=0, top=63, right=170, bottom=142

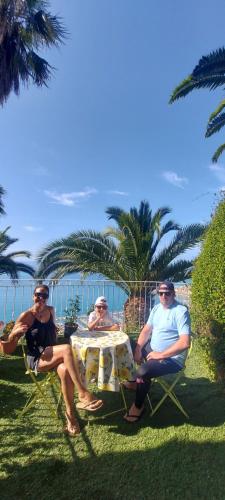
left=70, top=329, right=136, bottom=392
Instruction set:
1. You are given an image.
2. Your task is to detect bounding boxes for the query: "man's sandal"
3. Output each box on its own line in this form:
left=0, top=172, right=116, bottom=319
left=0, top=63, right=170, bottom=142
left=123, top=408, right=145, bottom=423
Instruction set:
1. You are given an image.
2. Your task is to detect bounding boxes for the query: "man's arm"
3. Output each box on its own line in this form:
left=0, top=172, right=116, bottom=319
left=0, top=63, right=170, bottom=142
left=147, top=334, right=190, bottom=361
left=134, top=323, right=152, bottom=362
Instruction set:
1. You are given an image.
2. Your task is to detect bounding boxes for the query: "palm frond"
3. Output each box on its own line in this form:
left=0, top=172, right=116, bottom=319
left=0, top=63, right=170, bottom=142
left=151, top=224, right=206, bottom=272
left=192, top=48, right=225, bottom=78
left=212, top=142, right=225, bottom=163
left=0, top=257, right=18, bottom=279
left=0, top=184, right=6, bottom=215
left=106, top=206, right=125, bottom=222
left=170, top=75, right=225, bottom=103
left=150, top=220, right=180, bottom=259
left=0, top=228, right=18, bottom=252
left=161, top=259, right=195, bottom=282
left=27, top=50, right=52, bottom=85
left=208, top=99, right=225, bottom=122
left=0, top=0, right=66, bottom=104
left=170, top=76, right=198, bottom=102
left=103, top=227, right=124, bottom=242
left=3, top=250, right=31, bottom=259
left=206, top=112, right=225, bottom=137
left=10, top=261, right=34, bottom=276
left=0, top=224, right=34, bottom=278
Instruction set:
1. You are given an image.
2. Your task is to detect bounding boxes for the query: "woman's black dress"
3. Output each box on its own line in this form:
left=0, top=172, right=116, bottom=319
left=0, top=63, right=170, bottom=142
left=25, top=313, right=57, bottom=373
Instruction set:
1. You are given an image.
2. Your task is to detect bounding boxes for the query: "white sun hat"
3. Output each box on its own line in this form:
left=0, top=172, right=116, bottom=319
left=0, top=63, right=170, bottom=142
left=95, top=296, right=108, bottom=306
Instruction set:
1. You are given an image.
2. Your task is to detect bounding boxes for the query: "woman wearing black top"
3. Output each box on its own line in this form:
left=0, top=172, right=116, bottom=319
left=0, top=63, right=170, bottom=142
left=9, top=285, right=103, bottom=436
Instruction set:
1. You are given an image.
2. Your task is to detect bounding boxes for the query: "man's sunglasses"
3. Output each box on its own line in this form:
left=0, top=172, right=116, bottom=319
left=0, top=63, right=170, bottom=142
left=34, top=292, right=49, bottom=299
left=158, top=291, right=172, bottom=297
left=96, top=305, right=107, bottom=309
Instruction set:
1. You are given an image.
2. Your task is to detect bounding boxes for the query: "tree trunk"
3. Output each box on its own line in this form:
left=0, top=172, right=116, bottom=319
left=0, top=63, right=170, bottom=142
left=123, top=293, right=151, bottom=334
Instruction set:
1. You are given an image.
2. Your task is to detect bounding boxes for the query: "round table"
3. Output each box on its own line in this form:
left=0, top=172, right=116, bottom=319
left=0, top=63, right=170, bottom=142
left=70, top=329, right=136, bottom=392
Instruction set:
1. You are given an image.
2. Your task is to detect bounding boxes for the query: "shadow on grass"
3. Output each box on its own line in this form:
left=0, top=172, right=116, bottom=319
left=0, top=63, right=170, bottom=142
left=1, top=348, right=224, bottom=433
left=1, top=439, right=225, bottom=500
left=0, top=350, right=27, bottom=385
left=0, top=382, right=27, bottom=418
left=88, top=374, right=225, bottom=436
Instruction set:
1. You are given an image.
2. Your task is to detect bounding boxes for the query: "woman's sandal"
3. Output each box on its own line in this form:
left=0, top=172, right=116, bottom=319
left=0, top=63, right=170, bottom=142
left=64, top=412, right=80, bottom=436
left=76, top=399, right=103, bottom=412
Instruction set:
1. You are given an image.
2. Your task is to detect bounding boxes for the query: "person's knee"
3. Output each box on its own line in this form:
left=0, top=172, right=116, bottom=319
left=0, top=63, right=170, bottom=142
left=137, top=362, right=151, bottom=378
left=57, top=363, right=68, bottom=379
left=62, top=344, right=72, bottom=356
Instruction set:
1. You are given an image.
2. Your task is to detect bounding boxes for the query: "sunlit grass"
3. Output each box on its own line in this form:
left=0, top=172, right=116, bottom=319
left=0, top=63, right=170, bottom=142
left=0, top=343, right=225, bottom=500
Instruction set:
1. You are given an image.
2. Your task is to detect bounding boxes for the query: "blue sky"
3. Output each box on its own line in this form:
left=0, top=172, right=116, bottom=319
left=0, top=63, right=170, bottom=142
left=1, top=0, right=225, bottom=265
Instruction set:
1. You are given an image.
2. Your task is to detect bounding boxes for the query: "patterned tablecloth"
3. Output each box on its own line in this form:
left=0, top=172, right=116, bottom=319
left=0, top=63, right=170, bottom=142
left=70, top=329, right=136, bottom=392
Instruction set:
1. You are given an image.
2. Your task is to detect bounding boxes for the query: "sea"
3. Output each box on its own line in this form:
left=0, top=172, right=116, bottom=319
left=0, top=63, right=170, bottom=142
left=0, top=275, right=128, bottom=323
left=0, top=274, right=190, bottom=324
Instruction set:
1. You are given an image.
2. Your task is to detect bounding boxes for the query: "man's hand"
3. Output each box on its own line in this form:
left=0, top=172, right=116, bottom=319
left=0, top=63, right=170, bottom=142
left=134, top=345, right=142, bottom=363
left=146, top=350, right=164, bottom=361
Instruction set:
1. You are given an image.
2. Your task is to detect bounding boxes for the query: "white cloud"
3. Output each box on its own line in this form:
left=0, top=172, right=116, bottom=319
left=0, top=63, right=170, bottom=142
left=162, top=171, right=188, bottom=189
left=24, top=225, right=42, bottom=232
left=106, top=190, right=129, bottom=196
left=44, top=187, right=98, bottom=206
left=209, top=163, right=225, bottom=183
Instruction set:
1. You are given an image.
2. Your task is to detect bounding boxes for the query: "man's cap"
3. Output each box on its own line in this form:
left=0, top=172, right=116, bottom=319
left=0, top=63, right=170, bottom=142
left=158, top=280, right=175, bottom=291
left=95, top=296, right=108, bottom=306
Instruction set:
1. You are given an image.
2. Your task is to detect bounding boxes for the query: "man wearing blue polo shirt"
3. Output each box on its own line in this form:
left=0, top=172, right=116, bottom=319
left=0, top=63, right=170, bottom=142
left=124, top=280, right=191, bottom=423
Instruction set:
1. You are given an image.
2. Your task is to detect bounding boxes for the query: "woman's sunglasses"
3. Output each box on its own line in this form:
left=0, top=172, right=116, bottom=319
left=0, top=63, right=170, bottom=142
left=158, top=291, right=172, bottom=297
left=96, top=305, right=107, bottom=309
left=34, top=292, right=49, bottom=299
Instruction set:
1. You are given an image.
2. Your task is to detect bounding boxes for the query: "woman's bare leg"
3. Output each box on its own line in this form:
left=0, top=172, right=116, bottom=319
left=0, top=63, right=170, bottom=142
left=57, top=363, right=80, bottom=435
left=38, top=344, right=102, bottom=405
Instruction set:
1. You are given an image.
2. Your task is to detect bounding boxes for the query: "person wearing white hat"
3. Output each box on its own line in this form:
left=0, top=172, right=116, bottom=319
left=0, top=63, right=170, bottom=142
left=88, top=296, right=120, bottom=331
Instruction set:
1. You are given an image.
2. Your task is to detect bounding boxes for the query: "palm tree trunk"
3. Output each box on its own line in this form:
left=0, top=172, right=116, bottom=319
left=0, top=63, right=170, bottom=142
left=123, top=293, right=151, bottom=334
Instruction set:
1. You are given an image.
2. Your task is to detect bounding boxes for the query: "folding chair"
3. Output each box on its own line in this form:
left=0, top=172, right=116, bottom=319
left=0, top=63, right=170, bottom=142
left=147, top=341, right=192, bottom=419
left=17, top=343, right=62, bottom=420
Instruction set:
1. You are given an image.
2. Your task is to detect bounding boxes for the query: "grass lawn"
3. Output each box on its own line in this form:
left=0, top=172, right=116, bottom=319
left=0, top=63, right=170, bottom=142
left=0, top=341, right=225, bottom=500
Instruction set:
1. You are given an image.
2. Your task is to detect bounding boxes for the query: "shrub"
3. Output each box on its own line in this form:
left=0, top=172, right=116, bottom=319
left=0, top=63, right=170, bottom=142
left=64, top=297, right=80, bottom=325
left=191, top=195, right=225, bottom=380
left=2, top=320, right=15, bottom=338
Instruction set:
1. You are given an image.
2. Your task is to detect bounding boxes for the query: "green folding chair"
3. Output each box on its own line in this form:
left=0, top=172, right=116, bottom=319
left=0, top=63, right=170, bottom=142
left=17, top=343, right=62, bottom=420
left=147, top=341, right=192, bottom=419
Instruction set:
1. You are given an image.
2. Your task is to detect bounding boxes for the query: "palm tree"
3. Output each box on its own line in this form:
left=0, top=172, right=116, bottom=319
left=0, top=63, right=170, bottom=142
left=0, top=0, right=66, bottom=105
left=0, top=226, right=34, bottom=278
left=0, top=185, right=6, bottom=215
left=170, top=47, right=225, bottom=162
left=36, top=201, right=206, bottom=330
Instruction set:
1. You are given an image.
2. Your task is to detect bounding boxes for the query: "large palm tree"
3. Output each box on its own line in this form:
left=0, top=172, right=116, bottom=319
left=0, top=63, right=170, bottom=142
left=170, top=47, right=225, bottom=162
left=36, top=201, right=206, bottom=330
left=0, top=0, right=66, bottom=105
left=0, top=226, right=34, bottom=278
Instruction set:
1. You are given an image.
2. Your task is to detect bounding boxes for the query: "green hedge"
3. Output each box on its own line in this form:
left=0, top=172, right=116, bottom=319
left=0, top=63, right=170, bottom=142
left=191, top=196, right=225, bottom=380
